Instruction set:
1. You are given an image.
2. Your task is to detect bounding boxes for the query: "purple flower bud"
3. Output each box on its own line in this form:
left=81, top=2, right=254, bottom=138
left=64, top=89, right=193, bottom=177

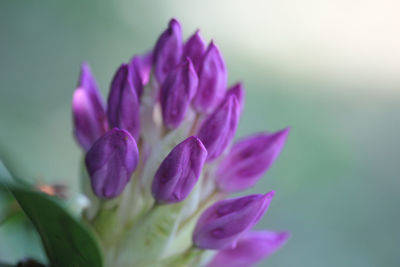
left=72, top=87, right=108, bottom=151
left=85, top=128, right=139, bottom=199
left=129, top=51, right=153, bottom=97
left=226, top=82, right=245, bottom=115
left=206, top=231, right=290, bottom=267
left=160, top=58, right=199, bottom=129
left=197, top=94, right=240, bottom=162
left=107, top=64, right=140, bottom=140
left=193, top=192, right=275, bottom=250
left=193, top=42, right=227, bottom=113
left=152, top=136, right=207, bottom=204
left=73, top=62, right=108, bottom=150
left=216, top=128, right=290, bottom=193
left=183, top=30, right=206, bottom=71
left=153, top=19, right=183, bottom=83
left=78, top=62, right=102, bottom=101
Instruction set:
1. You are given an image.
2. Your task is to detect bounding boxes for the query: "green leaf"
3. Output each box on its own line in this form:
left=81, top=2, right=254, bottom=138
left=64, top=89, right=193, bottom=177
left=9, top=186, right=103, bottom=267
left=0, top=160, right=14, bottom=185
left=0, top=212, right=46, bottom=265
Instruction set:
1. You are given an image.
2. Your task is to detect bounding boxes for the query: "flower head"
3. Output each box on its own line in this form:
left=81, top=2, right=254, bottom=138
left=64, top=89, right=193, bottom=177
left=71, top=18, right=291, bottom=267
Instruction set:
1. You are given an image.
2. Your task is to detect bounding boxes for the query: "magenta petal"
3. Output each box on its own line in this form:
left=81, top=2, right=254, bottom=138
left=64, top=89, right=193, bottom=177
left=206, top=230, right=290, bottom=267
left=85, top=128, right=139, bottom=199
left=193, top=191, right=275, bottom=250
left=183, top=30, right=206, bottom=71
left=193, top=42, right=227, bottom=113
left=129, top=51, right=153, bottom=97
left=197, top=94, right=240, bottom=162
left=78, top=62, right=104, bottom=108
left=72, top=87, right=107, bottom=151
left=107, top=64, right=140, bottom=140
left=153, top=19, right=183, bottom=84
left=160, top=58, right=199, bottom=129
left=216, top=128, right=290, bottom=193
left=226, top=82, right=245, bottom=115
left=73, top=62, right=108, bottom=150
left=152, top=136, right=207, bottom=204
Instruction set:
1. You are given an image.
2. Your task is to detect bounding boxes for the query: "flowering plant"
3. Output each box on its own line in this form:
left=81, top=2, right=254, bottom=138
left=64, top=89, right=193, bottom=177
left=0, top=18, right=290, bottom=267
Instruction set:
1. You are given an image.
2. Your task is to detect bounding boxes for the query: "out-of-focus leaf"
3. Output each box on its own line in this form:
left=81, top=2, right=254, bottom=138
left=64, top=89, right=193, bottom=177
left=0, top=160, right=14, bottom=185
left=0, top=160, right=46, bottom=265
left=0, top=212, right=46, bottom=265
left=9, top=186, right=103, bottom=267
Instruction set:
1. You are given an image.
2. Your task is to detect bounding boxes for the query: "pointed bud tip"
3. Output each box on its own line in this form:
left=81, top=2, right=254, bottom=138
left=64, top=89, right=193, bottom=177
left=208, top=41, right=218, bottom=51
left=279, top=127, right=291, bottom=136
left=72, top=87, right=87, bottom=108
left=227, top=82, right=245, bottom=109
left=231, top=81, right=244, bottom=88
left=277, top=231, right=291, bottom=241
left=79, top=61, right=92, bottom=77
left=265, top=190, right=275, bottom=199
left=227, top=93, right=240, bottom=109
left=273, top=127, right=290, bottom=143
left=80, top=61, right=89, bottom=69
left=191, top=136, right=207, bottom=154
left=190, top=29, right=205, bottom=41
left=167, top=18, right=181, bottom=34
left=169, top=18, right=180, bottom=27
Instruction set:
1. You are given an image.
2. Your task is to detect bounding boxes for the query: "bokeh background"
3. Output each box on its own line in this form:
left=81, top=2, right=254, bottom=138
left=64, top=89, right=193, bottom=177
left=1, top=0, right=399, bottom=266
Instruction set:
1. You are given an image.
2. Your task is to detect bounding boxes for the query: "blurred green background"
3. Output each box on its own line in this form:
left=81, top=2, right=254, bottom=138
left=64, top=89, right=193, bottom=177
left=1, top=0, right=399, bottom=266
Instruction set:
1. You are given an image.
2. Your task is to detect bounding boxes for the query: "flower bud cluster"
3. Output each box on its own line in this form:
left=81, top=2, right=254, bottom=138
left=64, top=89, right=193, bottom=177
left=72, top=18, right=290, bottom=267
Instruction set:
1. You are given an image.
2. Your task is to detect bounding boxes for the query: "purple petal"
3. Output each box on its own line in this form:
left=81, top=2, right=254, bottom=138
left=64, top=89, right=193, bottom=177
left=152, top=136, right=207, bottom=204
left=85, top=128, right=139, bottom=198
left=160, top=58, right=199, bottom=129
left=193, top=191, right=275, bottom=250
left=216, top=128, right=290, bottom=193
left=129, top=51, right=153, bottom=97
left=192, top=41, right=227, bottom=113
left=72, top=87, right=108, bottom=151
left=197, top=94, right=240, bottom=162
left=226, top=82, right=245, bottom=115
left=78, top=62, right=103, bottom=103
left=153, top=19, right=183, bottom=84
left=183, top=30, right=206, bottom=71
left=107, top=64, right=140, bottom=140
left=206, top=230, right=290, bottom=267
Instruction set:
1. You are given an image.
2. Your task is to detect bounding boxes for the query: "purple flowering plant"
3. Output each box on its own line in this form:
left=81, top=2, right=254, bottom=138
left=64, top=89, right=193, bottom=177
left=0, top=18, right=290, bottom=267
